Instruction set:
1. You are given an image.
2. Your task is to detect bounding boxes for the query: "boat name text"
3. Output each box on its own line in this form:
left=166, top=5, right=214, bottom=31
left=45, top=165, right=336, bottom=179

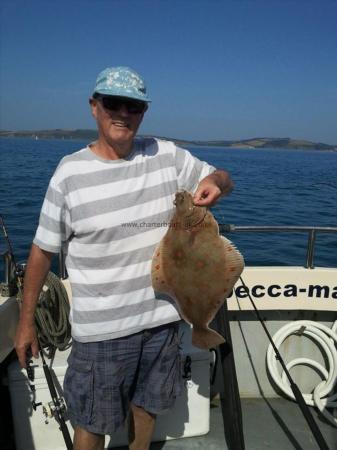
left=228, top=284, right=337, bottom=300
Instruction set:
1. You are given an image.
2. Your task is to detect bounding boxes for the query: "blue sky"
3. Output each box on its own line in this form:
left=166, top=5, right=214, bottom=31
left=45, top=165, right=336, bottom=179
left=0, top=0, right=337, bottom=144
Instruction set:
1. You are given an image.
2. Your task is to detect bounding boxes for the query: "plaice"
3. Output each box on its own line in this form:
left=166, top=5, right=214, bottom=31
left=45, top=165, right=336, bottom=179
left=151, top=190, right=245, bottom=349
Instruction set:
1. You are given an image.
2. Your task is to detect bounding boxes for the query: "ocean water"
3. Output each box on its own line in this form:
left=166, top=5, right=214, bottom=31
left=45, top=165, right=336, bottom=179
left=0, top=137, right=336, bottom=279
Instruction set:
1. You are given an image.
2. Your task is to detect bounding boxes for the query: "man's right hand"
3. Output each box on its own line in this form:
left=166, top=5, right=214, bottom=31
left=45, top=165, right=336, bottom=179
left=15, top=321, right=39, bottom=368
left=14, top=244, right=54, bottom=368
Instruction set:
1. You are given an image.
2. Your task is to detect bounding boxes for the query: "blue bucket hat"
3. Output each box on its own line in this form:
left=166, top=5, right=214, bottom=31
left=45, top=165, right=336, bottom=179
left=93, top=66, right=151, bottom=102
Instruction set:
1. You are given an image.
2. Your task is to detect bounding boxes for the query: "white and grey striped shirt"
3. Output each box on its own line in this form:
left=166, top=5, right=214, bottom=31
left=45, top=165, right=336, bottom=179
left=34, top=138, right=215, bottom=342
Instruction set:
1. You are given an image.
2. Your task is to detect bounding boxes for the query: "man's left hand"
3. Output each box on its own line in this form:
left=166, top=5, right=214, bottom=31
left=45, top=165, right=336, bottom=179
left=193, top=170, right=233, bottom=206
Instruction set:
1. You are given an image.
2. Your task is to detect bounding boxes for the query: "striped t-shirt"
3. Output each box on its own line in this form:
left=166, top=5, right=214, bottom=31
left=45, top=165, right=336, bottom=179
left=34, top=138, right=216, bottom=342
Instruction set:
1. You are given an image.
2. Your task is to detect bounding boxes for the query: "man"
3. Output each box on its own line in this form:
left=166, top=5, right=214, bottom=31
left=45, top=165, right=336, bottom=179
left=15, top=66, right=233, bottom=450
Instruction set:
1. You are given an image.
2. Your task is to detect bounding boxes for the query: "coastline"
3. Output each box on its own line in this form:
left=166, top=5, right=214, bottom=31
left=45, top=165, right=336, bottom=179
left=0, top=132, right=336, bottom=151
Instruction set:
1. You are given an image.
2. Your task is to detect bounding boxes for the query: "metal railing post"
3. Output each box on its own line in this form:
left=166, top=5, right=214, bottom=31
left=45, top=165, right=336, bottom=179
left=58, top=249, right=67, bottom=279
left=306, top=230, right=316, bottom=269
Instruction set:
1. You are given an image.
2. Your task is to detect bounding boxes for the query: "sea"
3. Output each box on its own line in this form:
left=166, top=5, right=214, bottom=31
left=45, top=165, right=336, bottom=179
left=0, top=137, right=336, bottom=280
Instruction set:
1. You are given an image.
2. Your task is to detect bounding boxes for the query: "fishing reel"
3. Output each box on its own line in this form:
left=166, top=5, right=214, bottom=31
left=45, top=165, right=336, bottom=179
left=16, top=261, right=26, bottom=279
left=26, top=357, right=68, bottom=425
left=0, top=251, right=18, bottom=296
left=43, top=397, right=67, bottom=424
left=0, top=250, right=26, bottom=297
left=26, top=358, right=43, bottom=412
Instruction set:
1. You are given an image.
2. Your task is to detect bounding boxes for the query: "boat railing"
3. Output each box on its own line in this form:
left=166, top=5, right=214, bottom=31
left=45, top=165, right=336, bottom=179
left=219, top=225, right=337, bottom=269
left=56, top=225, right=337, bottom=279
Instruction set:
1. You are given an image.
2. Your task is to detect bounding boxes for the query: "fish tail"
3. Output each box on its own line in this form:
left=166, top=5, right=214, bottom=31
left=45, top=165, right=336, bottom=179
left=192, top=326, right=225, bottom=350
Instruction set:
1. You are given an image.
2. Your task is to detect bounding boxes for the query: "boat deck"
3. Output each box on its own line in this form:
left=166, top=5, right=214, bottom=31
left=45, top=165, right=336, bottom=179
left=112, top=397, right=337, bottom=450
left=2, top=397, right=336, bottom=449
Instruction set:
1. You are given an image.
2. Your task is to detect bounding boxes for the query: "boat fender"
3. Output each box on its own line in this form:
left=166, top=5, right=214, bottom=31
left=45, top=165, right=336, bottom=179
left=267, top=320, right=337, bottom=427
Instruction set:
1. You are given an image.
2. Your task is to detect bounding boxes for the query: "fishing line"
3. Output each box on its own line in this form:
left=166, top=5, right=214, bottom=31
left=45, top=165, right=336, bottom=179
left=238, top=275, right=329, bottom=450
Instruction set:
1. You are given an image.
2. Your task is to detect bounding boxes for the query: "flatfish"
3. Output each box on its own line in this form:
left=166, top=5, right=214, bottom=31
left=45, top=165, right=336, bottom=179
left=151, top=190, right=244, bottom=349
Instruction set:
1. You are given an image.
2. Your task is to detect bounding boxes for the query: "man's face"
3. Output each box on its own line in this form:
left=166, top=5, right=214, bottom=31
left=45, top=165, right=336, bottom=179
left=90, top=95, right=147, bottom=150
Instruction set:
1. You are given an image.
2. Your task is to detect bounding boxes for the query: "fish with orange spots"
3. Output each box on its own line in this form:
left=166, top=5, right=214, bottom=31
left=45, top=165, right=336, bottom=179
left=151, top=190, right=244, bottom=349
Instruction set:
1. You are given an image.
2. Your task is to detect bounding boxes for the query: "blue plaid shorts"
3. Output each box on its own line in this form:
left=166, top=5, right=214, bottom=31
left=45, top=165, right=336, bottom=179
left=63, top=321, right=182, bottom=434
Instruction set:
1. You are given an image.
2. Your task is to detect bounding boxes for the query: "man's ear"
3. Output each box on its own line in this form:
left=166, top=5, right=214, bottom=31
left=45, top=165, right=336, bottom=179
left=89, top=97, right=98, bottom=119
left=140, top=103, right=149, bottom=119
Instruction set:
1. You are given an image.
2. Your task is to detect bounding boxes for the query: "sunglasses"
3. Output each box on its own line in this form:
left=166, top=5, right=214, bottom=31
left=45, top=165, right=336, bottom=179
left=97, top=95, right=147, bottom=114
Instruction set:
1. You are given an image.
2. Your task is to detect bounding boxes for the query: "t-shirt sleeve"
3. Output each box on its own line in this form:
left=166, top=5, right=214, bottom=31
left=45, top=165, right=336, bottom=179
left=33, top=176, right=70, bottom=254
left=175, top=146, right=216, bottom=192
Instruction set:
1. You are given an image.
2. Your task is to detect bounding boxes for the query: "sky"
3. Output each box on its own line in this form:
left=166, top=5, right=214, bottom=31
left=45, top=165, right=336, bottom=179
left=0, top=0, right=337, bottom=144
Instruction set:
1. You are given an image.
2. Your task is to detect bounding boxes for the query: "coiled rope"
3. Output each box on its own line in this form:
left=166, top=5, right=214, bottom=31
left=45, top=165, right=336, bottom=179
left=267, top=320, right=337, bottom=427
left=34, top=271, right=72, bottom=358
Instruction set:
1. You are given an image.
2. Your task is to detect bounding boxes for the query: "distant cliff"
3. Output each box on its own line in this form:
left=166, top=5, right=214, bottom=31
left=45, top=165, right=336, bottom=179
left=173, top=137, right=336, bottom=150
left=0, top=129, right=98, bottom=141
left=0, top=129, right=336, bottom=150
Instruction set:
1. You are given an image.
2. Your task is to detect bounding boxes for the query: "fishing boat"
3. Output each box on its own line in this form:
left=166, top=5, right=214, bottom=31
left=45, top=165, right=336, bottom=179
left=1, top=225, right=336, bottom=449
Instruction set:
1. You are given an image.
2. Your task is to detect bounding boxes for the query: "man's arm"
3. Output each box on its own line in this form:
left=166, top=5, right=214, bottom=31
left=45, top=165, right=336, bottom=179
left=193, top=169, right=233, bottom=206
left=15, top=243, right=54, bottom=368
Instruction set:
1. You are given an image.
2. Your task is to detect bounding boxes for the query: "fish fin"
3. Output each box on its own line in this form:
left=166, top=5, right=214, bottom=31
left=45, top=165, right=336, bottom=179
left=221, top=236, right=245, bottom=294
left=192, top=326, right=225, bottom=350
left=151, top=243, right=175, bottom=296
left=151, top=243, right=164, bottom=291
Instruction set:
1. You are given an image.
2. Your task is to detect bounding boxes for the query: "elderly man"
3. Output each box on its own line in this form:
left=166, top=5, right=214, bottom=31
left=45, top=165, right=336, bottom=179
left=15, top=67, right=233, bottom=450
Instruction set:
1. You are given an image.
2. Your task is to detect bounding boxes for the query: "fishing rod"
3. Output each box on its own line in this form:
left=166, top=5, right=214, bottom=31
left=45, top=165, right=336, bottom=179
left=239, top=275, right=329, bottom=450
left=0, top=215, right=73, bottom=450
left=0, top=215, right=24, bottom=292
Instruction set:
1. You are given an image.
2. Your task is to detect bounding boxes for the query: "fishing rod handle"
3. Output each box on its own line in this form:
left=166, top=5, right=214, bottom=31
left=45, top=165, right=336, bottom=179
left=292, top=384, right=329, bottom=450
left=59, top=419, right=73, bottom=450
left=42, top=363, right=59, bottom=402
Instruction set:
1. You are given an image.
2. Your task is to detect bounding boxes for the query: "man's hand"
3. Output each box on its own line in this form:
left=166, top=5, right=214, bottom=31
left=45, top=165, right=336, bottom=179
left=193, top=182, right=222, bottom=206
left=193, top=169, right=233, bottom=206
left=15, top=321, right=39, bottom=368
left=14, top=243, right=53, bottom=368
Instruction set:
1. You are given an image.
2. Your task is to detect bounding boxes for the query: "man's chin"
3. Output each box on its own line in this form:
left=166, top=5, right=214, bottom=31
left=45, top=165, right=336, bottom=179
left=106, top=133, right=135, bottom=153
left=109, top=125, right=135, bottom=139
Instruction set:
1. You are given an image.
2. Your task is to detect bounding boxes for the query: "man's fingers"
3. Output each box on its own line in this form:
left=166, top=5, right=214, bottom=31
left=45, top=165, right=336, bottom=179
left=31, top=339, right=39, bottom=359
left=193, top=188, right=210, bottom=203
left=15, top=329, right=39, bottom=368
left=194, top=197, right=211, bottom=206
left=193, top=189, right=217, bottom=206
left=193, top=184, right=222, bottom=206
left=192, top=190, right=204, bottom=203
left=16, top=345, right=29, bottom=368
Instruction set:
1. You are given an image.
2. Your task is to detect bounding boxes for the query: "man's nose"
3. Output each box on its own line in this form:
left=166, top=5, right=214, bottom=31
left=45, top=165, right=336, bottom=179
left=117, top=104, right=130, bottom=116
